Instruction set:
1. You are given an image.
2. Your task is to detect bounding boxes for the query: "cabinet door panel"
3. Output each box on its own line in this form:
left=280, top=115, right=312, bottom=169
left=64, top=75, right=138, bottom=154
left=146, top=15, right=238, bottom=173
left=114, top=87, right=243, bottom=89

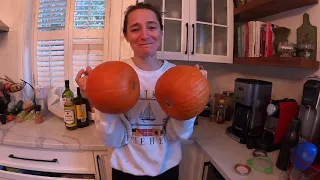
left=94, top=151, right=111, bottom=180
left=214, top=0, right=227, bottom=25
left=213, top=26, right=227, bottom=56
left=196, top=23, right=212, bottom=55
left=144, top=0, right=189, bottom=61
left=164, top=20, right=182, bottom=52
left=189, top=0, right=233, bottom=63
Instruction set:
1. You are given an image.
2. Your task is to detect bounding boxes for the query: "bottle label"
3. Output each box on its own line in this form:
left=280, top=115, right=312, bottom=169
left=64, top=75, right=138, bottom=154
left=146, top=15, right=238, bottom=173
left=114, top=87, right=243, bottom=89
left=76, top=104, right=87, bottom=120
left=64, top=109, right=75, bottom=125
left=63, top=97, right=73, bottom=106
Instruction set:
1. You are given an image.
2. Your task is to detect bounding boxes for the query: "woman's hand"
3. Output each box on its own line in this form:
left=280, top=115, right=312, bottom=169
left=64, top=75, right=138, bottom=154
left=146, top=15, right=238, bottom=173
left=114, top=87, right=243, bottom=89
left=75, top=66, right=93, bottom=97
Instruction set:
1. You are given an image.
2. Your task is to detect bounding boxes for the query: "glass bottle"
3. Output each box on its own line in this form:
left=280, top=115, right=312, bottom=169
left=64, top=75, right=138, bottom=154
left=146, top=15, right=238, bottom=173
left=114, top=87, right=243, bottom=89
left=216, top=99, right=226, bottom=124
left=35, top=105, right=43, bottom=124
left=276, top=118, right=300, bottom=171
left=74, top=87, right=89, bottom=128
left=62, top=80, right=77, bottom=130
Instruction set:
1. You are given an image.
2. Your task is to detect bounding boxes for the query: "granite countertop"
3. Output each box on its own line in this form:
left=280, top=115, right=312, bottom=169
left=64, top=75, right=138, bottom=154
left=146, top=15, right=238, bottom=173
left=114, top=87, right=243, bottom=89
left=192, top=117, right=283, bottom=180
left=0, top=115, right=108, bottom=151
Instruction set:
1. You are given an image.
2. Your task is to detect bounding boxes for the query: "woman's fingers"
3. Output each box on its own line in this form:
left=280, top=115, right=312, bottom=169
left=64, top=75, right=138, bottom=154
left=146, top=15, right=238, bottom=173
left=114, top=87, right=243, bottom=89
left=75, top=69, right=85, bottom=83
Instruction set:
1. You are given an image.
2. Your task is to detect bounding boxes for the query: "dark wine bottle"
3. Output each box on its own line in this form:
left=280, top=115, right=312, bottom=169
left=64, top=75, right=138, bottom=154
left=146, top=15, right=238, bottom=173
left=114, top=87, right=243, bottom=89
left=74, top=87, right=89, bottom=128
left=276, top=118, right=300, bottom=171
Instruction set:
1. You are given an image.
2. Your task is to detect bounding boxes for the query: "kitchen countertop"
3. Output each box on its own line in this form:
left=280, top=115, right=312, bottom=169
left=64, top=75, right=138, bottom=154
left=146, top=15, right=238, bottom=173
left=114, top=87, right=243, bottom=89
left=0, top=114, right=194, bottom=151
left=0, top=113, right=288, bottom=179
left=0, top=115, right=108, bottom=151
left=191, top=117, right=284, bottom=180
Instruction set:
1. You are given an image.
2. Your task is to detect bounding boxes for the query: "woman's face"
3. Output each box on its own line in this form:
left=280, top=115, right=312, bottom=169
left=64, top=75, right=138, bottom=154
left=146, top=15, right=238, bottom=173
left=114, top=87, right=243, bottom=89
left=125, top=9, right=162, bottom=58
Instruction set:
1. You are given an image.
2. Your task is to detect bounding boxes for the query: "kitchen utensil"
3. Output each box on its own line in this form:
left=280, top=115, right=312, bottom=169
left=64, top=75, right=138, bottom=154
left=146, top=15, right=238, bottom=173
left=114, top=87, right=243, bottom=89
left=253, top=149, right=268, bottom=157
left=234, top=163, right=251, bottom=176
left=247, top=156, right=273, bottom=174
left=291, top=142, right=317, bottom=171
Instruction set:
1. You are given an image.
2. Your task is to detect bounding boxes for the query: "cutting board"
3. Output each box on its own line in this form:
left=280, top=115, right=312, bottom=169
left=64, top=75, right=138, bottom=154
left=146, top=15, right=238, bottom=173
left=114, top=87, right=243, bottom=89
left=297, top=13, right=317, bottom=60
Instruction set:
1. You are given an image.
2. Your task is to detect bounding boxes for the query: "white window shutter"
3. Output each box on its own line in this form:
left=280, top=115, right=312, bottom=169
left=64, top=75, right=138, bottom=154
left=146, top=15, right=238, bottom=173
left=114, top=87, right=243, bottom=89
left=69, top=0, right=107, bottom=90
left=34, top=0, right=68, bottom=87
left=33, top=0, right=109, bottom=89
left=38, top=0, right=67, bottom=31
left=37, top=40, right=65, bottom=86
left=74, top=0, right=106, bottom=29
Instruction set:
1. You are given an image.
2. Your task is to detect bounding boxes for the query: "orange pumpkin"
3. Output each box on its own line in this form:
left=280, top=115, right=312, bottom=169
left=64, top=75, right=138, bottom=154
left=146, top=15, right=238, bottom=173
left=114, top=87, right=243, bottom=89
left=86, top=61, right=140, bottom=114
left=155, top=65, right=210, bottom=120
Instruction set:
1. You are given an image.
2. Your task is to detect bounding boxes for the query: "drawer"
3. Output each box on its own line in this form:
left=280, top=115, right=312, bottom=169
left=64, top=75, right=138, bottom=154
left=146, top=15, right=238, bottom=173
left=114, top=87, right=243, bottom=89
left=0, top=146, right=95, bottom=174
left=0, top=170, right=93, bottom=180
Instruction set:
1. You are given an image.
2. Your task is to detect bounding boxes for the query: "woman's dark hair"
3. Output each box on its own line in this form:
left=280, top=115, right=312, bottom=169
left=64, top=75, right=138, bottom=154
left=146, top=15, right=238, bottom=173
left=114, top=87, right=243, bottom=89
left=123, top=2, right=163, bottom=36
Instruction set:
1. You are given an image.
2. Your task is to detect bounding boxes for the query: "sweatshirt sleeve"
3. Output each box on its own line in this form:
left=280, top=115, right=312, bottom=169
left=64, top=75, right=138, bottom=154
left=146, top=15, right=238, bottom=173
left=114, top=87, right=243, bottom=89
left=97, top=111, right=132, bottom=148
left=165, top=117, right=196, bottom=141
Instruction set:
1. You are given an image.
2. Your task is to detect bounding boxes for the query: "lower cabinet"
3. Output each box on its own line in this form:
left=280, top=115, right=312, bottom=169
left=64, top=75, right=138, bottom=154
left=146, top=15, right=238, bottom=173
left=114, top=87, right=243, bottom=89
left=93, top=151, right=111, bottom=180
left=179, top=143, right=198, bottom=180
left=0, top=145, right=111, bottom=180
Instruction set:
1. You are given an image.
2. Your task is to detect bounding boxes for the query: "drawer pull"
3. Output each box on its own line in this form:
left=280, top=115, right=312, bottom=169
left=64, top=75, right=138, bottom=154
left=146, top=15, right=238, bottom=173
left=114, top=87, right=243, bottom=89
left=9, top=154, right=58, bottom=163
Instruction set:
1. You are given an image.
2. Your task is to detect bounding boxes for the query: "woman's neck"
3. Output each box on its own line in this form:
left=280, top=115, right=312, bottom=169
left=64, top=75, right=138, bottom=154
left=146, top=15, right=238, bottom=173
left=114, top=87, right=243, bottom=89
left=132, top=54, right=163, bottom=71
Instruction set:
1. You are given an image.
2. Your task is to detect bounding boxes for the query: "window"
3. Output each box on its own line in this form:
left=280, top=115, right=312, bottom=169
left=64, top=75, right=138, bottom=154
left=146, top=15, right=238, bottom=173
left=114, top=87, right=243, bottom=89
left=33, top=0, right=109, bottom=90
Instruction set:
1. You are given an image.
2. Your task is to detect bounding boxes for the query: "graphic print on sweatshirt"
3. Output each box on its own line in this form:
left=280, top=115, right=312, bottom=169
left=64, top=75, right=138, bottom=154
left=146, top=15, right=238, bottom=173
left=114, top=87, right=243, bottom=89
left=123, top=89, right=170, bottom=146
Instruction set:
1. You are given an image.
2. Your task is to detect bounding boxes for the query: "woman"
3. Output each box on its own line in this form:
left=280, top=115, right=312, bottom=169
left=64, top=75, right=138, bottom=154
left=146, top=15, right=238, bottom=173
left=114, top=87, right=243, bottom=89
left=76, top=3, right=198, bottom=180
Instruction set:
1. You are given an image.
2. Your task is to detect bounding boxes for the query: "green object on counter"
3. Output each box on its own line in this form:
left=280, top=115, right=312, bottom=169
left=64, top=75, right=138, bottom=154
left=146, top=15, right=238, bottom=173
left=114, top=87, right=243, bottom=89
left=11, top=100, right=23, bottom=115
left=24, top=110, right=35, bottom=120
left=247, top=156, right=273, bottom=174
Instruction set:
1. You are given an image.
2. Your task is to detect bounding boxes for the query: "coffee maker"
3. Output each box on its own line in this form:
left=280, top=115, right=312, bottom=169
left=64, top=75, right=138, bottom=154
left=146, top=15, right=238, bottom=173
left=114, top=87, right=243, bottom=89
left=226, top=78, right=272, bottom=144
left=299, top=77, right=320, bottom=143
left=255, top=99, right=299, bottom=152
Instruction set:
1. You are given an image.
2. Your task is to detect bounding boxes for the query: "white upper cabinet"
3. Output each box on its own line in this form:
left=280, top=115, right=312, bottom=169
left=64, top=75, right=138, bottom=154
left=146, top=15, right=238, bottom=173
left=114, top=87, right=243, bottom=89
left=138, top=0, right=234, bottom=63
left=113, top=0, right=233, bottom=63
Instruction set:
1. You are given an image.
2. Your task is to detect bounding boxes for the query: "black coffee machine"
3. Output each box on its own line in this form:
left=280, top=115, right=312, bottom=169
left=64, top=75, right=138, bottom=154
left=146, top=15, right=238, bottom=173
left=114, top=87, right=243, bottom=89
left=226, top=78, right=272, bottom=144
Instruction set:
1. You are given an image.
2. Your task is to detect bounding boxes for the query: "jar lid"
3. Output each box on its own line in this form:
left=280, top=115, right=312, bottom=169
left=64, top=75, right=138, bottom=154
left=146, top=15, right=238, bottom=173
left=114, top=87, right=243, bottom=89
left=34, top=105, right=41, bottom=111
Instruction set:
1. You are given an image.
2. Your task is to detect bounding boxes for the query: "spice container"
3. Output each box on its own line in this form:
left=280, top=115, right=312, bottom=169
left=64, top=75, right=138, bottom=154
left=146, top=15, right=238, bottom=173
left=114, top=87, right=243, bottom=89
left=35, top=105, right=43, bottom=124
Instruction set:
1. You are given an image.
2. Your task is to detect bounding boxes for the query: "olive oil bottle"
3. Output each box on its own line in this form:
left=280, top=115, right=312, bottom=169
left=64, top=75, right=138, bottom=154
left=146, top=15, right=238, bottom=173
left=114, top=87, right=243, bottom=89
left=74, top=87, right=89, bottom=128
left=62, top=80, right=77, bottom=130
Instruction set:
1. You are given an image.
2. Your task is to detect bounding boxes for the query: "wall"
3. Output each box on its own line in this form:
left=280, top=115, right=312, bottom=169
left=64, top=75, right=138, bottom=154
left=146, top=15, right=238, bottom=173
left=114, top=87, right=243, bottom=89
left=0, top=0, right=33, bottom=102
left=174, top=4, right=320, bottom=103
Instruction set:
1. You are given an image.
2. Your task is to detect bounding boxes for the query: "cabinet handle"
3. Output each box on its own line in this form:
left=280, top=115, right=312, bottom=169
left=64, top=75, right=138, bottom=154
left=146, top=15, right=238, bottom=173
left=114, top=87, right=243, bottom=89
left=8, top=154, right=57, bottom=163
left=96, top=155, right=103, bottom=180
left=201, top=162, right=210, bottom=180
left=192, top=24, right=195, bottom=55
left=185, top=23, right=189, bottom=54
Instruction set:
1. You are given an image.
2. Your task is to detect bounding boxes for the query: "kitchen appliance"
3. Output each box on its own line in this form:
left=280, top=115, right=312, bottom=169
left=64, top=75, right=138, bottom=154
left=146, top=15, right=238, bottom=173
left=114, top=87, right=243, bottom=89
left=299, top=77, right=320, bottom=143
left=255, top=99, right=299, bottom=152
left=226, top=78, right=272, bottom=144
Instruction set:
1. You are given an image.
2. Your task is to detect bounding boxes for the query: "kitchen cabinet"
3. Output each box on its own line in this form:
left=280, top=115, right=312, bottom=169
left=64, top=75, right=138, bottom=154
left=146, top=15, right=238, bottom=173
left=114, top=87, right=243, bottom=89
left=0, top=145, right=110, bottom=180
left=93, top=151, right=111, bottom=180
left=179, top=143, right=198, bottom=180
left=125, top=0, right=233, bottom=63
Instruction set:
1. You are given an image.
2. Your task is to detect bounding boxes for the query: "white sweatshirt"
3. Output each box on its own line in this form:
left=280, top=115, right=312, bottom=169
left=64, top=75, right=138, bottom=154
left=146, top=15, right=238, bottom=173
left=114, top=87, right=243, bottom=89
left=97, top=58, right=196, bottom=176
